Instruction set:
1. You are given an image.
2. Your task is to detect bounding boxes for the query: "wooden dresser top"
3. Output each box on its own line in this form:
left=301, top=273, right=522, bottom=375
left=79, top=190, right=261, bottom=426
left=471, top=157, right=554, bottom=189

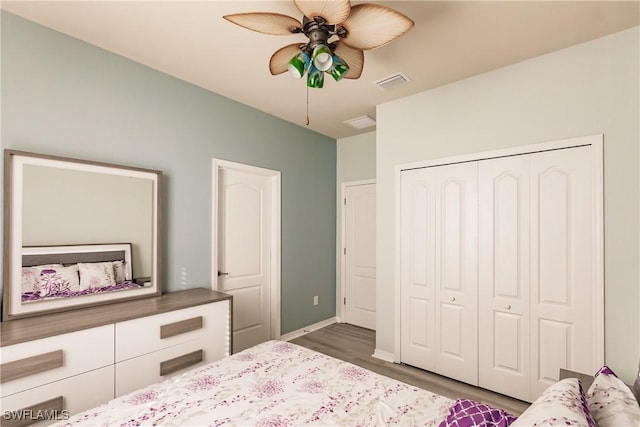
left=1, top=288, right=231, bottom=347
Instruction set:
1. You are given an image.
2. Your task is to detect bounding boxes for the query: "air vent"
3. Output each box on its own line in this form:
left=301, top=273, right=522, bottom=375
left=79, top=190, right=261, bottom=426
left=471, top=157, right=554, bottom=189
left=375, top=72, right=410, bottom=91
left=344, top=115, right=376, bottom=130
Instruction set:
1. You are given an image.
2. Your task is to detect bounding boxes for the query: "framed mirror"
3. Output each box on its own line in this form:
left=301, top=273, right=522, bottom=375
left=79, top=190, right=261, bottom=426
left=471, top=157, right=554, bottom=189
left=3, top=150, right=162, bottom=320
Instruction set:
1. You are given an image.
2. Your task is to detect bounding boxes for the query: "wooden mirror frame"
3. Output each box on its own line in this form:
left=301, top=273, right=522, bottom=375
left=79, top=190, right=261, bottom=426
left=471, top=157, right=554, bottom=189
left=2, top=150, right=163, bottom=320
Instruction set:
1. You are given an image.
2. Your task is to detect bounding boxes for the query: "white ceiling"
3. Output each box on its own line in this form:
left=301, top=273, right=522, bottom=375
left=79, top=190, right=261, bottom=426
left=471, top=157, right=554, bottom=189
left=2, top=1, right=639, bottom=139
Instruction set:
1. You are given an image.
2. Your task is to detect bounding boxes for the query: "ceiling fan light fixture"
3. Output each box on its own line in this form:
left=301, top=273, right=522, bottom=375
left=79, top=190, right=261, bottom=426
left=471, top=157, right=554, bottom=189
left=329, top=54, right=350, bottom=81
left=307, top=65, right=324, bottom=88
left=311, top=44, right=333, bottom=71
left=287, top=51, right=311, bottom=79
left=225, top=0, right=414, bottom=90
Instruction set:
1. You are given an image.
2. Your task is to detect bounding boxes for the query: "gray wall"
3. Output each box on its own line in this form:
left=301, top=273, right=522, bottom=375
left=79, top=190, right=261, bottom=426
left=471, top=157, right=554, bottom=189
left=377, top=26, right=639, bottom=383
left=0, top=11, right=337, bottom=334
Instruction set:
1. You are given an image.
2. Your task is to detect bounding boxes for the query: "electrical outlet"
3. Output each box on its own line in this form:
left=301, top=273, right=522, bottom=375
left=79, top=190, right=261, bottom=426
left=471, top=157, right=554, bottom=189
left=313, top=295, right=318, bottom=306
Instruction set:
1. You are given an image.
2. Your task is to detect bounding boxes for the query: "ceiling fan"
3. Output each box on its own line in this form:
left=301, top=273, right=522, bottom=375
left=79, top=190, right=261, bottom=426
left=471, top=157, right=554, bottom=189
left=223, top=0, right=414, bottom=88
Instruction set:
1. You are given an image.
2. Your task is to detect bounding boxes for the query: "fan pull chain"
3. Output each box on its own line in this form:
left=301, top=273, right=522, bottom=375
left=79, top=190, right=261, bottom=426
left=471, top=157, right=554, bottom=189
left=306, top=85, right=310, bottom=126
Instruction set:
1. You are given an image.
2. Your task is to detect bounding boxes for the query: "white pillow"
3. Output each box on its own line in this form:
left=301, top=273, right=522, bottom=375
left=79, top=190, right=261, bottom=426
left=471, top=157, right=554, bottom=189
left=39, top=265, right=81, bottom=296
left=21, top=264, right=63, bottom=293
left=113, top=260, right=128, bottom=283
left=587, top=366, right=640, bottom=427
left=511, top=378, right=594, bottom=427
left=78, top=262, right=116, bottom=290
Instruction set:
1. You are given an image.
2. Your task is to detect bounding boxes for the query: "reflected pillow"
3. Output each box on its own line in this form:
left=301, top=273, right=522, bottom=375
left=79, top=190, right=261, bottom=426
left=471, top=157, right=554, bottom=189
left=22, top=264, right=63, bottom=294
left=587, top=366, right=640, bottom=427
left=78, top=262, right=116, bottom=290
left=511, top=378, right=595, bottom=427
left=39, top=265, right=81, bottom=296
left=113, top=260, right=128, bottom=284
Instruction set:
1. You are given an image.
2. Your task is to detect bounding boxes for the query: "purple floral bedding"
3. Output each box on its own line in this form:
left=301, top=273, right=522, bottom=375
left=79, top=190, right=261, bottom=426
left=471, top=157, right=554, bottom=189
left=54, top=340, right=459, bottom=426
left=21, top=280, right=140, bottom=302
left=50, top=338, right=638, bottom=427
left=21, top=261, right=138, bottom=303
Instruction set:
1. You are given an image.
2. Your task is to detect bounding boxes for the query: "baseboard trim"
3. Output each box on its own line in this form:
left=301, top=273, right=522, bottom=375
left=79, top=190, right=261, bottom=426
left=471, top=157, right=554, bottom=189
left=280, top=317, right=337, bottom=341
left=372, top=348, right=395, bottom=363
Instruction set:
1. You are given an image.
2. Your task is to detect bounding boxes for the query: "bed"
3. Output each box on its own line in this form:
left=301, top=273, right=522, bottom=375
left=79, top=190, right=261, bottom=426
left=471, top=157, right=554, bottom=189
left=21, top=243, right=140, bottom=303
left=50, top=339, right=640, bottom=427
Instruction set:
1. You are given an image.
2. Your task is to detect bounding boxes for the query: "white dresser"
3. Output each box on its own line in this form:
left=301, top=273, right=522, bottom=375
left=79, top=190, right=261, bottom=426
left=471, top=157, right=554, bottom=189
left=0, top=288, right=231, bottom=426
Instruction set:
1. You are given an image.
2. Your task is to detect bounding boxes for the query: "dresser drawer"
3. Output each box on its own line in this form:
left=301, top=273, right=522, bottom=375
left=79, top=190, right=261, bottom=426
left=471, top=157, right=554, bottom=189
left=115, top=300, right=230, bottom=362
left=0, top=365, right=114, bottom=427
left=114, top=336, right=228, bottom=397
left=0, top=326, right=114, bottom=397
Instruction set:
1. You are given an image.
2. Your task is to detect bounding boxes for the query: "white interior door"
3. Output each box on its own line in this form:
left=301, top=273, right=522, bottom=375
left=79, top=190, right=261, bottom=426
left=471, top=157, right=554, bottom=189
left=344, top=182, right=376, bottom=330
left=478, top=155, right=531, bottom=401
left=214, top=161, right=280, bottom=353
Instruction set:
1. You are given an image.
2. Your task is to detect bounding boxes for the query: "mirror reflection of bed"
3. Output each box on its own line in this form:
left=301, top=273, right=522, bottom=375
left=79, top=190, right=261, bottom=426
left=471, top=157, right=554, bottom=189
left=21, top=244, right=147, bottom=304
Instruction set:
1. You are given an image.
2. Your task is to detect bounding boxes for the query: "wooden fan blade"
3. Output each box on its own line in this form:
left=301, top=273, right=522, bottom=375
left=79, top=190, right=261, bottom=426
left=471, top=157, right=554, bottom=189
left=334, top=42, right=364, bottom=79
left=293, top=0, right=351, bottom=24
left=270, top=44, right=303, bottom=75
left=223, top=13, right=302, bottom=35
left=340, top=4, right=414, bottom=50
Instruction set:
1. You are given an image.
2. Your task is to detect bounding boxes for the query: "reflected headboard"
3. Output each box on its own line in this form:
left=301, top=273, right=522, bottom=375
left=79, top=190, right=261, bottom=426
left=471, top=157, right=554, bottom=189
left=23, top=243, right=133, bottom=279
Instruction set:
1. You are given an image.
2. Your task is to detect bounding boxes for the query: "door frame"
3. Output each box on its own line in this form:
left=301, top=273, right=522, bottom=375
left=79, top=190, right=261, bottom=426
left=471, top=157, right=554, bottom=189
left=394, top=134, right=604, bottom=363
left=211, top=158, right=282, bottom=340
left=339, top=179, right=376, bottom=324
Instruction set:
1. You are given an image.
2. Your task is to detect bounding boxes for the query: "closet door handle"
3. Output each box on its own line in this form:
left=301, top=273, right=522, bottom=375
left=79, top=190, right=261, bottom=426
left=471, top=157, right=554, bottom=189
left=217, top=270, right=229, bottom=277
left=505, top=304, right=512, bottom=310
left=450, top=297, right=456, bottom=302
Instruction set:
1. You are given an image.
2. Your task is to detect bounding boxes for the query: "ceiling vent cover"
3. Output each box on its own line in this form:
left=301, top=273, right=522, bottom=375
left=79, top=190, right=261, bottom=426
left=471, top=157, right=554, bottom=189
left=375, top=72, right=410, bottom=90
left=344, top=115, right=376, bottom=129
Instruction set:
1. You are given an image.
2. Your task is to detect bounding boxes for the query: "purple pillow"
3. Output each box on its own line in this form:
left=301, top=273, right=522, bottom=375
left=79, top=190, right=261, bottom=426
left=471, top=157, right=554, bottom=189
left=439, top=398, right=516, bottom=427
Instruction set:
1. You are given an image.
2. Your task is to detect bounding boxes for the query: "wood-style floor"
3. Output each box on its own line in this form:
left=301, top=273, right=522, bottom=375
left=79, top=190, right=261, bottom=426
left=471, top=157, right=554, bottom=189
left=290, top=322, right=530, bottom=416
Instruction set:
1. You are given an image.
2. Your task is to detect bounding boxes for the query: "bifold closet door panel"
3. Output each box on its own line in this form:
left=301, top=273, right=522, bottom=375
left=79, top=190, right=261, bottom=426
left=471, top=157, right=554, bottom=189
left=433, top=162, right=478, bottom=385
left=400, top=167, right=437, bottom=372
left=529, top=145, right=596, bottom=398
left=478, top=155, right=531, bottom=401
left=400, top=162, right=478, bottom=385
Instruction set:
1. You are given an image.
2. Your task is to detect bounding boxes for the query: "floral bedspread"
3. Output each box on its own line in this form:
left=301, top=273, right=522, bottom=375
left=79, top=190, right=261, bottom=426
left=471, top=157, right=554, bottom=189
left=55, top=340, right=454, bottom=426
left=22, top=281, right=140, bottom=303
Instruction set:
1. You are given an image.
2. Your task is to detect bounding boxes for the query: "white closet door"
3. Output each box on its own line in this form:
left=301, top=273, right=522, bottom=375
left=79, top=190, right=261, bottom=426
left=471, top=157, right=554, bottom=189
left=478, top=155, right=531, bottom=401
left=530, top=146, right=595, bottom=397
left=434, top=162, right=478, bottom=385
left=401, top=163, right=478, bottom=385
left=400, top=167, right=437, bottom=371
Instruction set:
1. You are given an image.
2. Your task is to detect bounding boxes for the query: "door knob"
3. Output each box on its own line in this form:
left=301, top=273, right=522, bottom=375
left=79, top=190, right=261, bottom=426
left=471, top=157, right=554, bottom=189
left=217, top=270, right=229, bottom=277
left=505, top=304, right=512, bottom=310
left=450, top=297, right=456, bottom=302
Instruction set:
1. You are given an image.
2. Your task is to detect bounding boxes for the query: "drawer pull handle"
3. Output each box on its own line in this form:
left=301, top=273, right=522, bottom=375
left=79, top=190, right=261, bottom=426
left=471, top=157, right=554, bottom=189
left=0, top=350, right=64, bottom=384
left=160, top=350, right=203, bottom=376
left=160, top=316, right=203, bottom=339
left=2, top=396, right=64, bottom=427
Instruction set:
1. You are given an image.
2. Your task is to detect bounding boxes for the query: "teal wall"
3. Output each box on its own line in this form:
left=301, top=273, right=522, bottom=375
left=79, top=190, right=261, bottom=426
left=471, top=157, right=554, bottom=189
left=0, top=12, right=337, bottom=334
